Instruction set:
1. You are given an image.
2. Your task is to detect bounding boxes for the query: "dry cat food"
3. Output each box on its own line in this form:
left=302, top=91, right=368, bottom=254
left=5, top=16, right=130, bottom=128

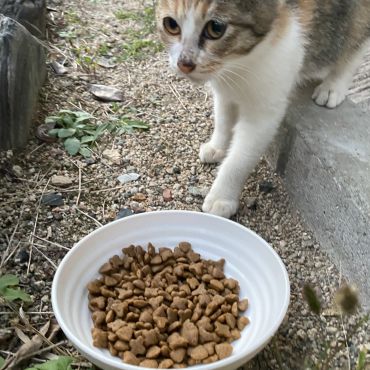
left=87, top=242, right=250, bottom=368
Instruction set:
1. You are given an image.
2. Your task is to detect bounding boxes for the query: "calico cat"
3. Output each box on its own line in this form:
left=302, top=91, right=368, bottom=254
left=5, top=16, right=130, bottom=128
left=156, top=0, right=370, bottom=218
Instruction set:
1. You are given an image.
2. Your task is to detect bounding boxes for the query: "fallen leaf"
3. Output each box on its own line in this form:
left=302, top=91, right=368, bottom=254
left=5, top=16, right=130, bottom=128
left=97, top=57, right=117, bottom=69
left=51, top=61, right=68, bottom=75
left=89, top=84, right=124, bottom=102
left=117, top=173, right=140, bottom=184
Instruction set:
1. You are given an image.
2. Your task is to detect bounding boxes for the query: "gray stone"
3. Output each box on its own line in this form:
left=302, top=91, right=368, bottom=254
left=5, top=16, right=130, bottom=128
left=0, top=15, right=46, bottom=149
left=268, top=85, right=370, bottom=309
left=0, top=0, right=46, bottom=37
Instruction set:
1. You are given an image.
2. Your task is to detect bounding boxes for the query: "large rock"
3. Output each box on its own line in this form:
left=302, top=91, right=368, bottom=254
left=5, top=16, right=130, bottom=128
left=0, top=15, right=46, bottom=149
left=0, top=0, right=46, bottom=38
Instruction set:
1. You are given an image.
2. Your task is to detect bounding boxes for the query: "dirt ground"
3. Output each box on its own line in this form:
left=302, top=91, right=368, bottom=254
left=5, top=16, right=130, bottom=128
left=0, top=0, right=369, bottom=369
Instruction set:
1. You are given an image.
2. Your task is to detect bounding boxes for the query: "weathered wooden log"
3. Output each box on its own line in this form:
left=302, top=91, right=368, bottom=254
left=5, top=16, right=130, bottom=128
left=0, top=0, right=46, bottom=37
left=0, top=15, right=46, bottom=149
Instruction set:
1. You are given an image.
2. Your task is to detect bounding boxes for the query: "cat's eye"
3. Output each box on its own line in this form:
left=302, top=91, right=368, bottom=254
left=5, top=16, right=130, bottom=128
left=203, top=20, right=227, bottom=40
left=163, top=17, right=181, bottom=36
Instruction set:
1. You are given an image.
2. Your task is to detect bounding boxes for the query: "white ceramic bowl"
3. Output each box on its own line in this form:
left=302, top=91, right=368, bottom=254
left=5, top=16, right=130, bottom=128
left=52, top=211, right=290, bottom=370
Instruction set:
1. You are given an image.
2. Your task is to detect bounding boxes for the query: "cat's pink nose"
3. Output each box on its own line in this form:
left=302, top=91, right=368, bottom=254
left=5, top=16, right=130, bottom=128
left=177, top=59, right=196, bottom=74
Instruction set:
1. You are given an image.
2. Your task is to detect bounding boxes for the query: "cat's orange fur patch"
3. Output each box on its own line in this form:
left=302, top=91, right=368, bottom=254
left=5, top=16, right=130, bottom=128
left=271, top=4, right=291, bottom=44
left=297, top=0, right=316, bottom=30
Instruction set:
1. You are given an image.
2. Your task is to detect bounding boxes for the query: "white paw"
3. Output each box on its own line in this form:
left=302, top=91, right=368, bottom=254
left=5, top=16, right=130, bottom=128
left=312, top=81, right=347, bottom=109
left=199, top=142, right=226, bottom=164
left=202, top=193, right=239, bottom=218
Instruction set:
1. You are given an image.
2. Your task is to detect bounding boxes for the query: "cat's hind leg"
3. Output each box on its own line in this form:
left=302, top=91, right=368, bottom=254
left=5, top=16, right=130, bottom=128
left=199, top=93, right=237, bottom=164
left=312, top=41, right=369, bottom=109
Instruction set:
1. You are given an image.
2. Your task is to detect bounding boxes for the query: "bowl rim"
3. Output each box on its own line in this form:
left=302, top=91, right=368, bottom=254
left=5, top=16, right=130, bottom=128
left=52, top=210, right=290, bottom=369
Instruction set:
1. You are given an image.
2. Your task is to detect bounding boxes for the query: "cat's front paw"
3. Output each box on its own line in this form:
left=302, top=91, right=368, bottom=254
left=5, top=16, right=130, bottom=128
left=199, top=142, right=226, bottom=164
left=202, top=193, right=238, bottom=219
left=312, top=81, right=347, bottom=109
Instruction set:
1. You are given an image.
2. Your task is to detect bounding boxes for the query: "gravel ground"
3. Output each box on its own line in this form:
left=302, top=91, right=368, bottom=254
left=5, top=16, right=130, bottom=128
left=0, top=0, right=369, bottom=369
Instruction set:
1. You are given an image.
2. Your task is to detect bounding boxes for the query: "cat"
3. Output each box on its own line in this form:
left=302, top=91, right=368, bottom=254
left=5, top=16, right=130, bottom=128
left=156, top=0, right=370, bottom=218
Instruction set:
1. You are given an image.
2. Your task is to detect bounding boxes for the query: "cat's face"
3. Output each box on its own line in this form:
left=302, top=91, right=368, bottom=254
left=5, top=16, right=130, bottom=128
left=157, top=0, right=279, bottom=83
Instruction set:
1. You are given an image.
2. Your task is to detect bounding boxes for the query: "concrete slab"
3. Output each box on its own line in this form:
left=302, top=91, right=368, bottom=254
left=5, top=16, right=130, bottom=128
left=268, top=85, right=370, bottom=309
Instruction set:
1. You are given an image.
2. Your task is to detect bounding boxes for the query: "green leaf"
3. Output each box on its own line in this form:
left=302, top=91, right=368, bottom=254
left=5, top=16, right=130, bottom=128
left=62, top=116, right=74, bottom=127
left=79, top=146, right=92, bottom=158
left=48, top=129, right=60, bottom=137
left=356, top=350, right=367, bottom=370
left=0, top=274, right=19, bottom=291
left=0, top=355, right=5, bottom=367
left=25, top=356, right=74, bottom=370
left=64, top=137, right=81, bottom=156
left=80, top=135, right=95, bottom=144
left=58, top=128, right=76, bottom=138
left=58, top=109, right=76, bottom=115
left=2, top=287, right=32, bottom=302
left=75, top=115, right=92, bottom=124
left=45, top=116, right=60, bottom=124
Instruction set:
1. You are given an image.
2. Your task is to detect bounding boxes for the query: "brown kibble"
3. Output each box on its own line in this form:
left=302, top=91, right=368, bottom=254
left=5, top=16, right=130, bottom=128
left=161, top=345, right=170, bottom=357
left=122, top=351, right=140, bottom=365
left=215, top=342, right=233, bottom=359
left=108, top=331, right=118, bottom=342
left=205, top=295, right=225, bottom=316
left=127, top=312, right=140, bottom=322
left=212, top=267, right=225, bottom=279
left=99, top=262, right=113, bottom=274
left=143, top=329, right=159, bottom=347
left=168, top=333, right=188, bottom=349
left=232, top=302, right=239, bottom=317
left=105, top=275, right=118, bottom=287
left=108, top=319, right=125, bottom=332
left=149, top=296, right=164, bottom=309
left=90, top=296, right=106, bottom=310
left=225, top=293, right=239, bottom=303
left=238, top=299, right=249, bottom=312
left=181, top=320, right=199, bottom=346
left=116, top=326, right=133, bottom=342
left=215, top=322, right=231, bottom=338
left=140, top=310, right=153, bottom=323
left=167, top=308, right=178, bottom=324
left=178, top=309, right=192, bottom=323
left=179, top=242, right=192, bottom=253
left=108, top=342, right=118, bottom=356
left=199, top=328, right=216, bottom=343
left=159, top=359, right=174, bottom=368
left=171, top=297, right=188, bottom=310
left=147, top=345, right=161, bottom=358
left=187, top=251, right=201, bottom=263
left=154, top=316, right=168, bottom=330
left=224, top=278, right=238, bottom=291
left=151, top=255, right=163, bottom=265
left=225, top=313, right=236, bottom=329
left=132, top=299, right=149, bottom=308
left=203, top=354, right=219, bottom=364
left=238, top=316, right=250, bottom=331
left=106, top=310, right=115, bottom=323
left=204, top=342, right=215, bottom=356
left=111, top=302, right=127, bottom=318
left=170, top=348, right=187, bottom=363
left=189, top=262, right=203, bottom=276
left=130, top=337, right=146, bottom=355
left=87, top=280, right=102, bottom=295
left=187, top=277, right=200, bottom=290
left=209, top=279, right=224, bottom=292
left=188, top=345, right=209, bottom=361
left=114, top=340, right=129, bottom=351
left=231, top=328, right=241, bottom=340
left=173, top=265, right=185, bottom=276
left=92, top=311, right=106, bottom=325
left=140, top=359, right=158, bottom=368
left=168, top=321, right=182, bottom=332
left=192, top=283, right=207, bottom=296
left=133, top=279, right=146, bottom=290
left=116, top=288, right=133, bottom=300
left=92, top=328, right=108, bottom=348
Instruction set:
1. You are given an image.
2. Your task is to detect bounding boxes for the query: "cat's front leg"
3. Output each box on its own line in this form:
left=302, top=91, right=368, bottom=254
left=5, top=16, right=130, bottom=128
left=202, top=115, right=281, bottom=218
left=199, top=93, right=237, bottom=164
